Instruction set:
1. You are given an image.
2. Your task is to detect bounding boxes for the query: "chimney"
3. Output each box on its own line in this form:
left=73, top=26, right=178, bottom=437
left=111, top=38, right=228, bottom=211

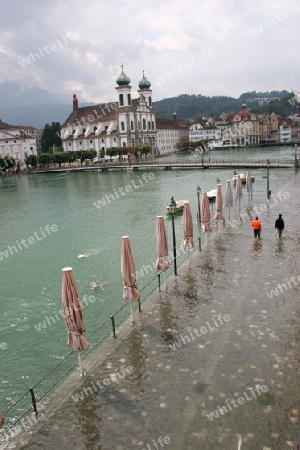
left=73, top=93, right=78, bottom=111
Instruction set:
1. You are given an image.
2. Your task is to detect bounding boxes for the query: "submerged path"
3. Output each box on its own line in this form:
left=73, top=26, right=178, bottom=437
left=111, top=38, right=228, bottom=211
left=5, top=174, right=300, bottom=450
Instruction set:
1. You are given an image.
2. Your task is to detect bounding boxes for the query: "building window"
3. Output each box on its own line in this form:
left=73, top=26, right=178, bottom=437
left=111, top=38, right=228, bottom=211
left=102, top=139, right=104, bottom=143
left=90, top=140, right=93, bottom=143
left=131, top=121, right=134, bottom=130
left=69, top=143, right=71, bottom=146
left=119, top=94, right=124, bottom=106
left=143, top=119, right=146, bottom=130
left=121, top=121, right=125, bottom=131
left=148, top=121, right=151, bottom=130
left=30, top=147, right=33, bottom=151
left=149, top=97, right=152, bottom=107
left=123, top=142, right=126, bottom=147
left=152, top=121, right=155, bottom=130
left=128, top=94, right=131, bottom=105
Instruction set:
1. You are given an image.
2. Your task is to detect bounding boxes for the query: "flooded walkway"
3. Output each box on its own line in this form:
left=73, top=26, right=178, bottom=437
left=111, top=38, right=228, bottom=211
left=4, top=178, right=300, bottom=450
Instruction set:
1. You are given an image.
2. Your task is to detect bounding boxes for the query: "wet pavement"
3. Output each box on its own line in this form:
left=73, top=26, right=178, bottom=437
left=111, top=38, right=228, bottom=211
left=3, top=183, right=300, bottom=450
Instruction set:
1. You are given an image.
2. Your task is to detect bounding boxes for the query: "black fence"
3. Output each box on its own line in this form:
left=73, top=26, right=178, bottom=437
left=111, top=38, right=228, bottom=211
left=0, top=248, right=191, bottom=443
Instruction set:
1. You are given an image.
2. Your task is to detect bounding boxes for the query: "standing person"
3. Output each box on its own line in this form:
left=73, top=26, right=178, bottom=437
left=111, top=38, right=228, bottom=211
left=275, top=213, right=285, bottom=237
left=251, top=216, right=262, bottom=239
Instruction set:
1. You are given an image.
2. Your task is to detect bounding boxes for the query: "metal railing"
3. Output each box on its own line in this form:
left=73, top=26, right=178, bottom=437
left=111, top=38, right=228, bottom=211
left=0, top=248, right=189, bottom=442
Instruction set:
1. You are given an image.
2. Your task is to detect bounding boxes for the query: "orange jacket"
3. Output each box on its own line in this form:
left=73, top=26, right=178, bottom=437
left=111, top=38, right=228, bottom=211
left=251, top=219, right=261, bottom=230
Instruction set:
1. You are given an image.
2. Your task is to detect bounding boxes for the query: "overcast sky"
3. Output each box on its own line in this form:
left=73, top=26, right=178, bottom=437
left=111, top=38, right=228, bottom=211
left=1, top=0, right=299, bottom=104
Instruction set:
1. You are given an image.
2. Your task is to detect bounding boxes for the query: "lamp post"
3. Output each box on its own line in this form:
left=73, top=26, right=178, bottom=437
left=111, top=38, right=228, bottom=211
left=266, top=160, right=270, bottom=198
left=169, top=196, right=177, bottom=276
left=196, top=186, right=201, bottom=222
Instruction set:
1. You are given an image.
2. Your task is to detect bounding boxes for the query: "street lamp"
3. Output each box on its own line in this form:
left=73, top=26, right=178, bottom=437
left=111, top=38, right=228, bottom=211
left=169, top=196, right=177, bottom=276
left=196, top=186, right=201, bottom=222
left=266, top=159, right=271, bottom=199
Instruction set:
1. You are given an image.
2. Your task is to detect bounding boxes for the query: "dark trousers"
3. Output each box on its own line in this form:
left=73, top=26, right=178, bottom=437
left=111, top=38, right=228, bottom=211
left=254, top=229, right=260, bottom=238
left=277, top=228, right=283, bottom=237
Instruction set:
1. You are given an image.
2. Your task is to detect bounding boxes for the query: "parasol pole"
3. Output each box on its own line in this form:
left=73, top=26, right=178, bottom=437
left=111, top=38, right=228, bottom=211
left=164, top=271, right=167, bottom=289
left=130, top=294, right=134, bottom=322
left=78, top=351, right=84, bottom=375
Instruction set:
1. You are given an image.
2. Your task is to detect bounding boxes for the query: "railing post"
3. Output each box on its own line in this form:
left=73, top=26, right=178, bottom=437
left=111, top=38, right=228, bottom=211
left=29, top=387, right=38, bottom=416
left=198, top=236, right=201, bottom=251
left=158, top=273, right=161, bottom=292
left=138, top=298, right=141, bottom=312
left=110, top=315, right=116, bottom=338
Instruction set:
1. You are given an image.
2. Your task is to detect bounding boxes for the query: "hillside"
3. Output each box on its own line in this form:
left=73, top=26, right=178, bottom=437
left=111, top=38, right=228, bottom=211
left=0, top=82, right=295, bottom=129
left=153, top=90, right=293, bottom=119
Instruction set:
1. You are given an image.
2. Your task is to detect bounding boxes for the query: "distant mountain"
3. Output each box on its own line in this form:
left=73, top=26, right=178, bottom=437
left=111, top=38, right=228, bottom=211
left=0, top=82, right=295, bottom=129
left=0, top=82, right=94, bottom=128
left=153, top=90, right=293, bottom=119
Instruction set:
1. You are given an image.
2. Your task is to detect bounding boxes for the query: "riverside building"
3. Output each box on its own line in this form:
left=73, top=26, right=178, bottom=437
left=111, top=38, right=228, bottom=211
left=61, top=67, right=157, bottom=155
left=0, top=120, right=40, bottom=165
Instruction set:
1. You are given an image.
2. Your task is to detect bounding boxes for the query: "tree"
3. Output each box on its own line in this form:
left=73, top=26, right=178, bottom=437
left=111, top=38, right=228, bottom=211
left=52, top=152, right=69, bottom=168
left=85, top=149, right=97, bottom=163
left=25, top=155, right=37, bottom=167
left=0, top=156, right=15, bottom=171
left=178, top=141, right=193, bottom=152
left=38, top=153, right=52, bottom=166
left=41, top=122, right=62, bottom=153
left=139, top=144, right=151, bottom=155
left=106, top=147, right=117, bottom=158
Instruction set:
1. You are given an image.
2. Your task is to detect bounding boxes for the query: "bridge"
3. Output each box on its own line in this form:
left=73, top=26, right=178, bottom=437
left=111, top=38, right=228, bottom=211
left=34, top=158, right=296, bottom=174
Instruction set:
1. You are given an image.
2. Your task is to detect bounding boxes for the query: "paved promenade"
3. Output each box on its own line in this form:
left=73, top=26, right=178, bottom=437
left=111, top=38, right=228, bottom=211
left=3, top=185, right=300, bottom=450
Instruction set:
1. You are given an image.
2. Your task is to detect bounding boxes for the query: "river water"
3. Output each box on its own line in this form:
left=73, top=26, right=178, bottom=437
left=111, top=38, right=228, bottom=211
left=0, top=146, right=299, bottom=448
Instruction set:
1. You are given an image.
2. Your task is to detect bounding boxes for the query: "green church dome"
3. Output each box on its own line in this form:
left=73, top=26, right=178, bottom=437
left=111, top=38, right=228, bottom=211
left=138, top=71, right=151, bottom=89
left=116, top=66, right=130, bottom=86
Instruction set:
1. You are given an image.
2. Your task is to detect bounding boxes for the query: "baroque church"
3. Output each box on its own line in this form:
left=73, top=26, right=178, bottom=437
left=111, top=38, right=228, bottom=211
left=61, top=67, right=157, bottom=154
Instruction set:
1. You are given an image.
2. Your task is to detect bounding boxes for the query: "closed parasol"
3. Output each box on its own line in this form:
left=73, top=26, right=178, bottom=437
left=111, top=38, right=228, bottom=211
left=225, top=180, right=233, bottom=219
left=201, top=192, right=212, bottom=232
left=214, top=184, right=225, bottom=223
left=156, top=216, right=170, bottom=271
left=246, top=171, right=252, bottom=201
left=62, top=267, right=89, bottom=375
left=235, top=174, right=243, bottom=214
left=121, top=236, right=140, bottom=322
left=181, top=201, right=194, bottom=249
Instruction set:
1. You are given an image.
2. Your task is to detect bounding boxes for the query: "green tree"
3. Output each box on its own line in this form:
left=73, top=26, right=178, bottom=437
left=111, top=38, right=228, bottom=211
left=85, top=149, right=97, bottom=163
left=139, top=144, right=151, bottom=155
left=53, top=152, right=69, bottom=168
left=106, top=147, right=117, bottom=158
left=0, top=156, right=15, bottom=171
left=25, top=155, right=37, bottom=167
left=41, top=122, right=62, bottom=153
left=38, top=153, right=52, bottom=166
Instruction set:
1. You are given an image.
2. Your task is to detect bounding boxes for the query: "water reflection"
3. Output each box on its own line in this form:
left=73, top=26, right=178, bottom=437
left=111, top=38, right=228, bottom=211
left=158, top=292, right=178, bottom=342
left=252, top=238, right=263, bottom=260
left=198, top=249, right=214, bottom=299
left=275, top=236, right=284, bottom=255
left=124, top=327, right=147, bottom=386
left=75, top=386, right=102, bottom=450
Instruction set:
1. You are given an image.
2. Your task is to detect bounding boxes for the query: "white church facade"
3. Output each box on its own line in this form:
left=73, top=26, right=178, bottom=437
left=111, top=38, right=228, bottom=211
left=61, top=67, right=157, bottom=154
